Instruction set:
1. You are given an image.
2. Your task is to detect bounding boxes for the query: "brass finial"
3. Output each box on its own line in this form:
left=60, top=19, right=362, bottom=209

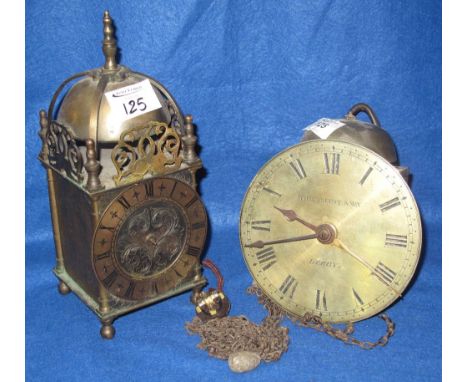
left=102, top=10, right=118, bottom=70
left=38, top=110, right=48, bottom=159
left=85, top=139, right=105, bottom=192
left=182, top=115, right=200, bottom=165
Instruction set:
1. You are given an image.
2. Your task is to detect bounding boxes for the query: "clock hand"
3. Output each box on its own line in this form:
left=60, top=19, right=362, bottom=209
left=273, top=206, right=401, bottom=295
left=333, top=238, right=402, bottom=297
left=245, top=233, right=318, bottom=249
left=274, top=207, right=340, bottom=245
left=274, top=206, right=318, bottom=231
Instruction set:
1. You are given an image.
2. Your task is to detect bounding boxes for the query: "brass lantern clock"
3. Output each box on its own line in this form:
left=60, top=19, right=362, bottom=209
left=38, top=11, right=207, bottom=338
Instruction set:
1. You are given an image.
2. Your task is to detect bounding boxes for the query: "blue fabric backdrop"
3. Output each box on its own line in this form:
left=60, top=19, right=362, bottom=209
left=26, top=1, right=441, bottom=381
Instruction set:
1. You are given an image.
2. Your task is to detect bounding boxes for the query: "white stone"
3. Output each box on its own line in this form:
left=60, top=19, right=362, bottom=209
left=228, top=351, right=261, bottom=373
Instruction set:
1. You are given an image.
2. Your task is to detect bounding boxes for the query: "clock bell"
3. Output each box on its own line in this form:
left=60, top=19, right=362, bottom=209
left=301, top=103, right=410, bottom=181
left=38, top=11, right=207, bottom=338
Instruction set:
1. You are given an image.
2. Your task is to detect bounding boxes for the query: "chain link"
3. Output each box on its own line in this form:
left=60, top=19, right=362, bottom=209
left=247, top=283, right=395, bottom=350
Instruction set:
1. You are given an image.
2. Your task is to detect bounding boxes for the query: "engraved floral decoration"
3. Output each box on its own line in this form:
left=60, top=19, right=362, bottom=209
left=114, top=201, right=187, bottom=278
left=46, top=121, right=84, bottom=183
left=111, top=121, right=182, bottom=185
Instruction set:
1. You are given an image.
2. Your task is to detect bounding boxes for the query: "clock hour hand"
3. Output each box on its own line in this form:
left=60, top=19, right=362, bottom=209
left=274, top=206, right=318, bottom=232
left=245, top=233, right=318, bottom=249
left=333, top=239, right=402, bottom=297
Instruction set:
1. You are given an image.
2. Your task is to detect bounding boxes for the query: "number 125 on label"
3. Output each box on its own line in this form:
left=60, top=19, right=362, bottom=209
left=105, top=79, right=162, bottom=121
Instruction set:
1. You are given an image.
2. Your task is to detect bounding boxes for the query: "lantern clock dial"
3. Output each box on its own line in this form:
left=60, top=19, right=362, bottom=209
left=240, top=140, right=422, bottom=323
left=93, top=178, right=207, bottom=301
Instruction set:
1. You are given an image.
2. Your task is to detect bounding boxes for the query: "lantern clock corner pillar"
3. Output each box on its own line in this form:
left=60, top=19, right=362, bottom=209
left=46, top=168, right=70, bottom=293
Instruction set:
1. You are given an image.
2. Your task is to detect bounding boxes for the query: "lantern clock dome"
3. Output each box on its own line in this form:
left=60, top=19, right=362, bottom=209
left=50, top=10, right=184, bottom=144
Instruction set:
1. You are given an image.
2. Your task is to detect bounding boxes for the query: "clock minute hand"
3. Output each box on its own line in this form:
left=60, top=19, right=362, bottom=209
left=274, top=206, right=318, bottom=232
left=245, top=233, right=318, bottom=249
left=333, top=239, right=402, bottom=297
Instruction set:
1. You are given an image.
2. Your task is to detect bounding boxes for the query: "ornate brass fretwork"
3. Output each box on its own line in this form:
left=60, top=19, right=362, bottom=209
left=111, top=121, right=182, bottom=185
left=46, top=121, right=84, bottom=183
left=167, top=99, right=183, bottom=134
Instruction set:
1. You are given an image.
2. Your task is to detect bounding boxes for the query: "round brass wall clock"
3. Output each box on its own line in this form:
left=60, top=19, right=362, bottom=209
left=239, top=139, right=422, bottom=323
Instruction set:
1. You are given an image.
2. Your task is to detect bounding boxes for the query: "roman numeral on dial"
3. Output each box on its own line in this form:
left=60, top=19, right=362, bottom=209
left=99, top=224, right=115, bottom=232
left=315, top=289, right=328, bottom=311
left=102, top=270, right=118, bottom=288
left=379, top=197, right=400, bottom=212
left=385, top=234, right=408, bottom=248
left=289, top=158, right=307, bottom=179
left=95, top=252, right=111, bottom=261
left=173, top=268, right=183, bottom=278
left=169, top=182, right=177, bottom=197
left=263, top=187, right=282, bottom=197
left=192, top=222, right=206, bottom=230
left=187, top=245, right=201, bottom=256
left=324, top=153, right=340, bottom=175
left=251, top=220, right=271, bottom=231
left=352, top=288, right=364, bottom=306
left=185, top=196, right=198, bottom=209
left=153, top=282, right=159, bottom=294
left=144, top=182, right=154, bottom=197
left=279, top=275, right=298, bottom=298
left=359, top=167, right=373, bottom=185
left=124, top=282, right=136, bottom=299
left=374, top=261, right=397, bottom=286
left=118, top=196, right=131, bottom=209
left=255, top=247, right=277, bottom=271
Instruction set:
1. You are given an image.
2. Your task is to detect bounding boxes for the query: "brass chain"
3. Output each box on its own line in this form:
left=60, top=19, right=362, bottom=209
left=298, top=313, right=395, bottom=349
left=187, top=261, right=290, bottom=361
left=247, top=283, right=395, bottom=350
left=186, top=315, right=289, bottom=361
left=188, top=260, right=394, bottom=362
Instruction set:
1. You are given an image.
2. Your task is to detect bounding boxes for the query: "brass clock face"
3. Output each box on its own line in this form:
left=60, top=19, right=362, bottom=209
left=239, top=140, right=422, bottom=323
left=93, top=177, right=207, bottom=301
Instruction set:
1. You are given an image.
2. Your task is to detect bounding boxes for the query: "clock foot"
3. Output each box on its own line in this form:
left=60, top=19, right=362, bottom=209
left=58, top=281, right=71, bottom=295
left=190, top=286, right=203, bottom=304
left=100, top=320, right=115, bottom=339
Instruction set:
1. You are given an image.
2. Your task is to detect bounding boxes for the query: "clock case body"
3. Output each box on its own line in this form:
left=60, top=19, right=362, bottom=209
left=41, top=165, right=206, bottom=334
left=37, top=12, right=207, bottom=338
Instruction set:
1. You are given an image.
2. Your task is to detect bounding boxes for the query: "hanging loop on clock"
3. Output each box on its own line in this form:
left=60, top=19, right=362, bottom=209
left=345, top=102, right=381, bottom=128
